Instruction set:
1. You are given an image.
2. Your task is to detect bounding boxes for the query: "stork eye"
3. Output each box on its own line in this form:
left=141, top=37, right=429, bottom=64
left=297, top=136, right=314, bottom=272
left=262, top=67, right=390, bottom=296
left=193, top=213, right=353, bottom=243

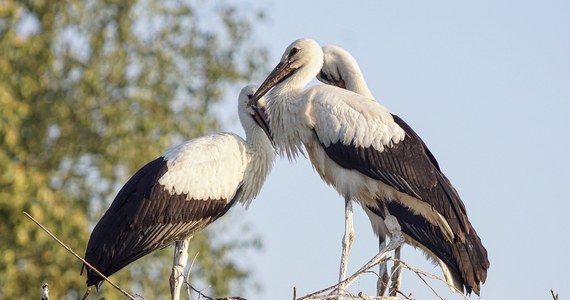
left=289, top=47, right=299, bottom=57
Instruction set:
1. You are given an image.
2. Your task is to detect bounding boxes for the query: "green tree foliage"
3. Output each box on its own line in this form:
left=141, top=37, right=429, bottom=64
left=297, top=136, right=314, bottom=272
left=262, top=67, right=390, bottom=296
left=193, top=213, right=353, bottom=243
left=0, top=0, right=267, bottom=298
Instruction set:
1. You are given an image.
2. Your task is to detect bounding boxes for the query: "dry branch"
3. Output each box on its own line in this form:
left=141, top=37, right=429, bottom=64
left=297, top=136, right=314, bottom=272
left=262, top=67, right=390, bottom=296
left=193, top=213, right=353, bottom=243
left=294, top=252, right=471, bottom=300
left=23, top=212, right=140, bottom=300
left=551, top=289, right=559, bottom=300
left=180, top=271, right=246, bottom=300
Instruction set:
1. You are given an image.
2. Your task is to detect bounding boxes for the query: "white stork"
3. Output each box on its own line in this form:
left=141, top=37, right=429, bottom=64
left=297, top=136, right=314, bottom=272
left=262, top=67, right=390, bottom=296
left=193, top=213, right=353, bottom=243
left=83, top=85, right=275, bottom=298
left=317, top=44, right=403, bottom=296
left=250, top=38, right=489, bottom=295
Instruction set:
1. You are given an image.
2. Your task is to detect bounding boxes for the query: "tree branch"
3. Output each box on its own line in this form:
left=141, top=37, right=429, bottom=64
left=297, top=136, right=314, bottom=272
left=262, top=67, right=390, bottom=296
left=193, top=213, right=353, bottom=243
left=551, top=289, right=559, bottom=300
left=295, top=245, right=394, bottom=300
left=295, top=251, right=471, bottom=300
left=23, top=212, right=140, bottom=300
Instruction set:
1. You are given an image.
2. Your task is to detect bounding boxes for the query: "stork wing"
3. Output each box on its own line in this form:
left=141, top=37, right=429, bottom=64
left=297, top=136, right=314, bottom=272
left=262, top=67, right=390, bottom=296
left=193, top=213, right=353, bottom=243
left=309, top=89, right=469, bottom=235
left=309, top=87, right=487, bottom=294
left=365, top=200, right=488, bottom=295
left=84, top=133, right=247, bottom=285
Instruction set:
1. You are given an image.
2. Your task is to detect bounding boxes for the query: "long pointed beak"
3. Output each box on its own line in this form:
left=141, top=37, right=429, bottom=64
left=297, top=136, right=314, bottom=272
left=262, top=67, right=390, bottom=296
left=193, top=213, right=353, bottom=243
left=248, top=60, right=296, bottom=107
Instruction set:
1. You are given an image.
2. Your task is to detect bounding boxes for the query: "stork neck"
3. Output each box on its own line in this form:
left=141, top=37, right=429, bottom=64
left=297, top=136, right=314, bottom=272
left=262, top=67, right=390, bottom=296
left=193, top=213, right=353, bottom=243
left=266, top=88, right=308, bottom=160
left=270, top=74, right=307, bottom=100
left=347, top=72, right=374, bottom=99
left=268, top=82, right=302, bottom=104
left=240, top=127, right=274, bottom=207
left=245, top=125, right=273, bottom=153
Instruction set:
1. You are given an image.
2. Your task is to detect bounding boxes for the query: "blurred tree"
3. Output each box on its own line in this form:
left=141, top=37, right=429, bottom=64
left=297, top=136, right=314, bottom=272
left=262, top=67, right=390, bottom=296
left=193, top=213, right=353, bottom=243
left=0, top=0, right=267, bottom=299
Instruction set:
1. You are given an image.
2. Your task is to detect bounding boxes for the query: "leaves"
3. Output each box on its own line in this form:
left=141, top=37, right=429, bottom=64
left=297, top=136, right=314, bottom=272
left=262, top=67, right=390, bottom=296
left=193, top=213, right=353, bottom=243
left=0, top=0, right=267, bottom=298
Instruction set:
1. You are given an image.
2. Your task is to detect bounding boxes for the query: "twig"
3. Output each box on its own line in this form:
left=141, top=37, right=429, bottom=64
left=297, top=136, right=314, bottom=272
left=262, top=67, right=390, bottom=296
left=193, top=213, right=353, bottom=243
left=395, top=290, right=413, bottom=300
left=297, top=253, right=472, bottom=300
left=186, top=252, right=200, bottom=300
left=551, top=289, right=559, bottom=300
left=296, top=252, right=393, bottom=300
left=180, top=265, right=245, bottom=300
left=23, top=212, right=138, bottom=300
left=184, top=283, right=246, bottom=300
left=394, top=259, right=468, bottom=300
left=411, top=269, right=445, bottom=300
left=294, top=292, right=361, bottom=300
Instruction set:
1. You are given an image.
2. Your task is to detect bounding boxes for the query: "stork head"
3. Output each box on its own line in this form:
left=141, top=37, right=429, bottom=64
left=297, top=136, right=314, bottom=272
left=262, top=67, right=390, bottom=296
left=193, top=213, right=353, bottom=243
left=317, top=45, right=356, bottom=89
left=240, top=85, right=273, bottom=145
left=249, top=38, right=323, bottom=107
left=317, top=44, right=374, bottom=99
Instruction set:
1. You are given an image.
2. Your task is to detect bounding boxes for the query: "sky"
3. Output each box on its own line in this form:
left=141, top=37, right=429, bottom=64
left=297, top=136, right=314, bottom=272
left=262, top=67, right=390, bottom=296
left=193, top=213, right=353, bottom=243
left=215, top=0, right=570, bottom=299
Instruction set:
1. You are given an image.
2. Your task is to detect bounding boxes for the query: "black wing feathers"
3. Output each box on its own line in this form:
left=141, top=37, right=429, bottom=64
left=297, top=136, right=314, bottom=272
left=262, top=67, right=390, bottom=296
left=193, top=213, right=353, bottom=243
left=84, top=157, right=238, bottom=286
left=317, top=112, right=489, bottom=294
left=365, top=202, right=462, bottom=285
left=319, top=115, right=468, bottom=236
left=366, top=201, right=488, bottom=294
left=391, top=114, right=441, bottom=171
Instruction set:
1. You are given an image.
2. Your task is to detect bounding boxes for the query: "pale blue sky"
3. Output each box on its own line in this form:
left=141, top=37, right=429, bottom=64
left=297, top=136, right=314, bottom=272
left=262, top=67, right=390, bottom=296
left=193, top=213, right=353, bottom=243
left=221, top=1, right=570, bottom=299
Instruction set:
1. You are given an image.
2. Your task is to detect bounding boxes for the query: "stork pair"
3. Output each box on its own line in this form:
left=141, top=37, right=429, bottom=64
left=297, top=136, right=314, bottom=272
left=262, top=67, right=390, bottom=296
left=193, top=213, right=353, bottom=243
left=84, top=38, right=489, bottom=299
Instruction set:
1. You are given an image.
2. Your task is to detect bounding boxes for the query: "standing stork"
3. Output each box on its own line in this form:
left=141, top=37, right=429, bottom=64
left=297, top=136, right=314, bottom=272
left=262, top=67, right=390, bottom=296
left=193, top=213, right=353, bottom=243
left=317, top=44, right=403, bottom=296
left=250, top=39, right=489, bottom=296
left=83, top=85, right=275, bottom=299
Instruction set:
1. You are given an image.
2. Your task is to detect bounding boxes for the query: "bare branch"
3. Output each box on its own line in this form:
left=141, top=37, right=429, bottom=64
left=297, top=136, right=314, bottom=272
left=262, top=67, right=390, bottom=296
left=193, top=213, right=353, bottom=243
left=394, top=259, right=468, bottom=300
left=295, top=252, right=472, bottom=300
left=551, top=289, right=559, bottom=300
left=179, top=266, right=246, bottom=300
left=295, top=252, right=393, bottom=299
left=186, top=252, right=200, bottom=300
left=295, top=263, right=390, bottom=299
left=23, top=212, right=139, bottom=300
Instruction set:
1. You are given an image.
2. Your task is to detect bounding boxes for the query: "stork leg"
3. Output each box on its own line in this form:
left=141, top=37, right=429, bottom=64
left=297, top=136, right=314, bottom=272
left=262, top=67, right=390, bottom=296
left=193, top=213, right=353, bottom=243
left=336, top=198, right=355, bottom=297
left=353, top=206, right=403, bottom=294
left=389, top=246, right=402, bottom=296
left=170, top=238, right=191, bottom=300
left=342, top=223, right=403, bottom=292
left=382, top=206, right=404, bottom=297
left=383, top=205, right=404, bottom=252
left=377, top=238, right=389, bottom=297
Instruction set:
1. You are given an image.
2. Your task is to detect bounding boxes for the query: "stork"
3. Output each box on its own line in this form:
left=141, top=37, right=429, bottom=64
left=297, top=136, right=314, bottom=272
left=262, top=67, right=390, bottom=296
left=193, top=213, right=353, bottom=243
left=250, top=38, right=489, bottom=296
left=317, top=44, right=403, bottom=296
left=83, top=85, right=275, bottom=299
